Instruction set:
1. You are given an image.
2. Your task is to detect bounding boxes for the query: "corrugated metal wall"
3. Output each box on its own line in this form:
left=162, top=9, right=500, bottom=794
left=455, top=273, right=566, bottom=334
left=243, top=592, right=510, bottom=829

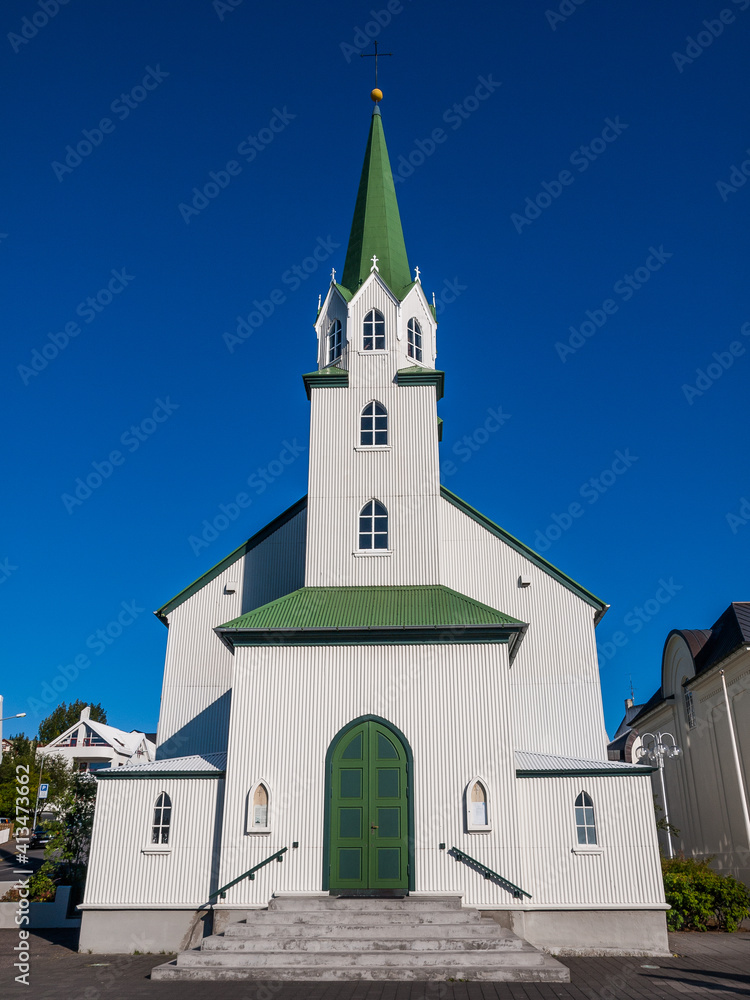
left=516, top=774, right=665, bottom=906
left=156, top=509, right=306, bottom=759
left=305, top=377, right=442, bottom=586
left=438, top=499, right=609, bottom=761
left=84, top=777, right=224, bottom=905
left=217, top=641, right=522, bottom=909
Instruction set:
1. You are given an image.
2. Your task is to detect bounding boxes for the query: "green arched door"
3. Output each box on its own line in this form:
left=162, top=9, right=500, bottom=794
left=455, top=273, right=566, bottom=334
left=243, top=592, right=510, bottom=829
left=328, top=720, right=410, bottom=891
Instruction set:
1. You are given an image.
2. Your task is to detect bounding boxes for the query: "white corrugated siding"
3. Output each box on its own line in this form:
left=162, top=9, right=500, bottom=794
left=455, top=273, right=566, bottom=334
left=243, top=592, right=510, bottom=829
left=438, top=498, right=609, bottom=761
left=217, top=641, right=522, bottom=909
left=516, top=774, right=665, bottom=906
left=156, top=508, right=306, bottom=758
left=305, top=375, right=441, bottom=587
left=84, top=777, right=224, bottom=905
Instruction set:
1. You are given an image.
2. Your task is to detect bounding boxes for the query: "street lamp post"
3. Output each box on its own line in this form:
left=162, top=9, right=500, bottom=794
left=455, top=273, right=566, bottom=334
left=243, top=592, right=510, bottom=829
left=0, top=695, right=27, bottom=764
left=637, top=730, right=682, bottom=859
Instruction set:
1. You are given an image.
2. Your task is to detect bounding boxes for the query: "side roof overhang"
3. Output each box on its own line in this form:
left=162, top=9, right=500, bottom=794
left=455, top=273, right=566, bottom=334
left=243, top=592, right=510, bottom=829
left=154, top=496, right=307, bottom=625
left=440, top=487, right=608, bottom=622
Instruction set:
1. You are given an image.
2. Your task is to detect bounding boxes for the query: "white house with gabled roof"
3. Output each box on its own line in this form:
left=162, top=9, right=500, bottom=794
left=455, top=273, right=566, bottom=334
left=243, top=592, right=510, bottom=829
left=79, top=92, right=669, bottom=976
left=38, top=705, right=155, bottom=773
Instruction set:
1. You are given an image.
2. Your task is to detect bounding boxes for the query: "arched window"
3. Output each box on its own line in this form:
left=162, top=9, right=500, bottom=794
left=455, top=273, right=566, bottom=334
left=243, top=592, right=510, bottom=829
left=360, top=401, right=388, bottom=446
left=363, top=309, right=385, bottom=351
left=682, top=679, right=696, bottom=730
left=359, top=500, right=388, bottom=550
left=327, top=318, right=343, bottom=364
left=253, top=784, right=268, bottom=827
left=466, top=778, right=491, bottom=831
left=575, top=791, right=597, bottom=845
left=246, top=781, right=271, bottom=833
left=152, top=792, right=171, bottom=844
left=407, top=318, right=423, bottom=362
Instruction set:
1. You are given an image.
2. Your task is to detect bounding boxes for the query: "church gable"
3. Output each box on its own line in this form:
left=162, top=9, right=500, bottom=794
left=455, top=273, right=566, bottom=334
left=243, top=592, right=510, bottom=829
left=155, top=495, right=307, bottom=625
left=440, top=487, right=606, bottom=617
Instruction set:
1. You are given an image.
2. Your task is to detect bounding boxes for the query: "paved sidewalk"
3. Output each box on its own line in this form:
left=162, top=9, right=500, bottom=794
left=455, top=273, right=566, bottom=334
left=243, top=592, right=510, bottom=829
left=1, top=929, right=748, bottom=998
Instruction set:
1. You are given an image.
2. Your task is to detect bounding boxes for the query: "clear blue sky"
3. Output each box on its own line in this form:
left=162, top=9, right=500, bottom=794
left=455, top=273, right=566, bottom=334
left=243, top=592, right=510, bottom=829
left=2, top=0, right=748, bottom=742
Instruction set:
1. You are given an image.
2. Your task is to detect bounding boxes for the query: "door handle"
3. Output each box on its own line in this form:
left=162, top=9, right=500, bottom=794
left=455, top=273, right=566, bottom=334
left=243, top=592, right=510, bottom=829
left=371, top=824, right=378, bottom=830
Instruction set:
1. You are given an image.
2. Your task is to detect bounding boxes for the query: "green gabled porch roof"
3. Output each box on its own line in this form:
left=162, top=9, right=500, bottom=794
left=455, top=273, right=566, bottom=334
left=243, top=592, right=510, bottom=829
left=219, top=585, right=523, bottom=631
left=216, top=585, right=527, bottom=657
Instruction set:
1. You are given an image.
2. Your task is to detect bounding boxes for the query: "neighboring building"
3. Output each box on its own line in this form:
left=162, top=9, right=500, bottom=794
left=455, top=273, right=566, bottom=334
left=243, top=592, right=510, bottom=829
left=607, top=698, right=644, bottom=763
left=80, top=94, right=668, bottom=963
left=38, top=705, right=155, bottom=773
left=629, top=603, right=750, bottom=885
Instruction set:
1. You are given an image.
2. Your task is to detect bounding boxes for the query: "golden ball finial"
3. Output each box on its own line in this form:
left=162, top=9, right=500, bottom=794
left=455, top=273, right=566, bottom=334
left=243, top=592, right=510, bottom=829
left=371, top=88, right=383, bottom=103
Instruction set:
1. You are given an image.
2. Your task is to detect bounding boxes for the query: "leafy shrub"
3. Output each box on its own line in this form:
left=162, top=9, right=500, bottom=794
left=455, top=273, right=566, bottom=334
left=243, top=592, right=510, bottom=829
left=0, top=871, right=57, bottom=903
left=662, top=856, right=750, bottom=932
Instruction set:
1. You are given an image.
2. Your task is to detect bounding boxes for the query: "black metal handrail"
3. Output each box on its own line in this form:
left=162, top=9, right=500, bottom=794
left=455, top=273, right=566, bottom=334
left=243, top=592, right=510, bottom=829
left=209, top=846, right=288, bottom=901
left=448, top=846, right=531, bottom=899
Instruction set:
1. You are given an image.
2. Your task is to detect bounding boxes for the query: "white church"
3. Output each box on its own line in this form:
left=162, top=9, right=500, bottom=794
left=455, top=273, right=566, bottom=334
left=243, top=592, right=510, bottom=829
left=80, top=91, right=669, bottom=979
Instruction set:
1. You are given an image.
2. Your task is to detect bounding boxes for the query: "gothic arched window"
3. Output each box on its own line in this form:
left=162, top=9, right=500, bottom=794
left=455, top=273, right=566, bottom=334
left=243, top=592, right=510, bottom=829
left=466, top=778, right=491, bottom=831
left=360, top=401, right=388, bottom=446
left=247, top=781, right=270, bottom=832
left=359, top=500, right=388, bottom=550
left=151, top=792, right=172, bottom=844
left=407, top=317, right=423, bottom=362
left=363, top=309, right=385, bottom=351
left=327, top=319, right=343, bottom=365
left=575, top=791, right=597, bottom=845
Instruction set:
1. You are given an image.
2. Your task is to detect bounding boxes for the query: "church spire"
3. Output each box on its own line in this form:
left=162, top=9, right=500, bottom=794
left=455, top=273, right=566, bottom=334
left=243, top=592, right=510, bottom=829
left=341, top=94, right=411, bottom=299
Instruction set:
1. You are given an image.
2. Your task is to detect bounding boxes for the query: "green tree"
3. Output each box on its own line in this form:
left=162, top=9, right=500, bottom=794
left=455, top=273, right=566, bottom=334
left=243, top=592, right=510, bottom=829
left=38, top=771, right=98, bottom=905
left=37, top=701, right=107, bottom=744
left=0, top=735, right=70, bottom=821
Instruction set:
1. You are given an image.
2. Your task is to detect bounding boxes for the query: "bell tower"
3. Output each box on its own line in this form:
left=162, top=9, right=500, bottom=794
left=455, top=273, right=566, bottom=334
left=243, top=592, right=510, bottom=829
left=303, top=92, right=444, bottom=588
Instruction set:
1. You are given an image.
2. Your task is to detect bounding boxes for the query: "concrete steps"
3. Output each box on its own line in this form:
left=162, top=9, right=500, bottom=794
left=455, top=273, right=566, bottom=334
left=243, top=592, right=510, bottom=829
left=151, top=894, right=570, bottom=982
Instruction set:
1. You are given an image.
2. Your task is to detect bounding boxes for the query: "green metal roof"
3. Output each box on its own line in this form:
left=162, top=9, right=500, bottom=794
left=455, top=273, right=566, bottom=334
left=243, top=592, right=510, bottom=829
left=341, top=108, right=412, bottom=299
left=397, top=366, right=445, bottom=400
left=302, top=364, right=349, bottom=399
left=219, top=585, right=524, bottom=631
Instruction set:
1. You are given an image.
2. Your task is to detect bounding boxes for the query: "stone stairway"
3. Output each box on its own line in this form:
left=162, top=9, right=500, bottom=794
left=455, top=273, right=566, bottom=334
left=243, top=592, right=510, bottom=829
left=151, top=894, right=569, bottom=982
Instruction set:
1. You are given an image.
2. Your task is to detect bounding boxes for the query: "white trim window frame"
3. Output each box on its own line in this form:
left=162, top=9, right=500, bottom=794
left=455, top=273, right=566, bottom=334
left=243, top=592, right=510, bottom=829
left=151, top=790, right=172, bottom=845
left=360, top=400, right=388, bottom=446
left=358, top=499, right=389, bottom=551
left=574, top=791, right=598, bottom=846
left=327, top=318, right=343, bottom=365
left=465, top=776, right=491, bottom=832
left=246, top=780, right=271, bottom=834
left=407, top=317, right=423, bottom=362
left=363, top=309, right=386, bottom=351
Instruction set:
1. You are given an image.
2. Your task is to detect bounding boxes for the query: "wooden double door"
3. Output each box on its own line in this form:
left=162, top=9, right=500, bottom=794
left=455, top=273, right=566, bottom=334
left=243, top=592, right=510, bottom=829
left=328, top=720, right=410, bottom=892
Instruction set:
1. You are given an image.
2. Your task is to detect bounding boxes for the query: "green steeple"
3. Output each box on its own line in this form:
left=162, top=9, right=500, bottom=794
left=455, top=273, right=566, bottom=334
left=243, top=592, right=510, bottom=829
left=341, top=107, right=412, bottom=299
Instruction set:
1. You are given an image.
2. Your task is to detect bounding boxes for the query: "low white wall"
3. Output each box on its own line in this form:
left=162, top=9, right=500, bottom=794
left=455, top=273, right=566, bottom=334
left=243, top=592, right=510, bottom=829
left=0, top=827, right=10, bottom=844
left=78, top=908, right=210, bottom=954
left=483, top=908, right=670, bottom=956
left=0, top=886, right=80, bottom=929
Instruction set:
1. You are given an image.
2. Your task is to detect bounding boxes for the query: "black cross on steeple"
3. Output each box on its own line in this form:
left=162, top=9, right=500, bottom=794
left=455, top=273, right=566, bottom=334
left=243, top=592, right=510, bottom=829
left=360, top=40, right=392, bottom=88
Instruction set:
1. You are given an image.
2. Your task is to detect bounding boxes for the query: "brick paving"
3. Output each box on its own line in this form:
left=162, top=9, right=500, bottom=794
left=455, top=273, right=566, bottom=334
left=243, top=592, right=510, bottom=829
left=0, top=929, right=748, bottom=999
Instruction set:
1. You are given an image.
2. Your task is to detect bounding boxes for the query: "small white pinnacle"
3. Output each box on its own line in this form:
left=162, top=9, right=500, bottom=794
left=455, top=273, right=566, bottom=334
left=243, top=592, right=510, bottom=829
left=414, top=266, right=421, bottom=282
left=370, top=255, right=379, bottom=272
left=330, top=267, right=336, bottom=282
